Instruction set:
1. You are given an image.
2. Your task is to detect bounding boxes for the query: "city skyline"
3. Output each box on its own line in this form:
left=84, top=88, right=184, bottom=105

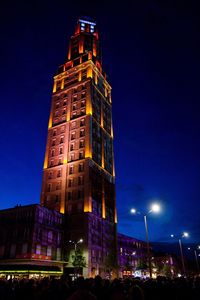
left=0, top=1, right=200, bottom=243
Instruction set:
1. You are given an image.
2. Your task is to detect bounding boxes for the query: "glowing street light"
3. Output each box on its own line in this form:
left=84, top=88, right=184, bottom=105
left=171, top=232, right=189, bottom=276
left=130, top=202, right=161, bottom=278
left=69, top=238, right=83, bottom=251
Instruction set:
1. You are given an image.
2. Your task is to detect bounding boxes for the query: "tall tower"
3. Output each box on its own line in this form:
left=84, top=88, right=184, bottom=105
left=41, top=18, right=117, bottom=277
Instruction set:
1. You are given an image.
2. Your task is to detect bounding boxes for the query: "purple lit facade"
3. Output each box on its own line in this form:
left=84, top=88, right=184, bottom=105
left=0, top=204, right=64, bottom=277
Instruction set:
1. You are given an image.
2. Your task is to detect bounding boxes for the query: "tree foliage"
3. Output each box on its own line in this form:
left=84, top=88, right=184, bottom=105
left=71, top=248, right=86, bottom=268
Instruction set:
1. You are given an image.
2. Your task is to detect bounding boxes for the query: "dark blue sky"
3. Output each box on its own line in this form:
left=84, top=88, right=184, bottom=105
left=0, top=0, right=200, bottom=243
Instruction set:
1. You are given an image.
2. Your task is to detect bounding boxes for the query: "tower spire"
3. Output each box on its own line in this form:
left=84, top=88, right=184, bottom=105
left=67, top=17, right=102, bottom=69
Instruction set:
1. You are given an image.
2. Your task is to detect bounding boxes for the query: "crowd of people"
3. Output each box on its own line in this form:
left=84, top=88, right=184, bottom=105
left=0, top=275, right=200, bottom=300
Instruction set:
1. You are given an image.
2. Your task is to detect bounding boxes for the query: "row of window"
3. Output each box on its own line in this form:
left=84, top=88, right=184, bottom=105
left=67, top=189, right=84, bottom=201
left=47, top=182, right=61, bottom=192
left=71, top=129, right=85, bottom=139
left=69, top=163, right=84, bottom=174
left=68, top=176, right=84, bottom=187
left=53, top=84, right=86, bottom=102
left=54, top=99, right=85, bottom=117
left=48, top=170, right=61, bottom=179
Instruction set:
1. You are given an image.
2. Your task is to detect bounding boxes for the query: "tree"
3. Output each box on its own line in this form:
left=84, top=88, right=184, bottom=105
left=71, top=248, right=86, bottom=278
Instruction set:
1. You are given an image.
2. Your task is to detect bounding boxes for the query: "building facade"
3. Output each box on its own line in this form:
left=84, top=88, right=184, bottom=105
left=40, top=18, right=117, bottom=277
left=0, top=204, right=64, bottom=278
left=118, top=233, right=149, bottom=278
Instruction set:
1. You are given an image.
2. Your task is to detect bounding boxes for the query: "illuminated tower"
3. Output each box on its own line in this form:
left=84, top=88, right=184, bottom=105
left=41, top=18, right=117, bottom=277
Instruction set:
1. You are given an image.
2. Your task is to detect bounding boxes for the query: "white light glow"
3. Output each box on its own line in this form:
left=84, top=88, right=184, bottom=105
left=151, top=203, right=161, bottom=213
left=183, top=232, right=189, bottom=238
left=131, top=208, right=136, bottom=214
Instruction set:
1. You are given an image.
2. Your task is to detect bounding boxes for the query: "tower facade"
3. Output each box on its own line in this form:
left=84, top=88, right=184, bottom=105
left=41, top=18, right=117, bottom=277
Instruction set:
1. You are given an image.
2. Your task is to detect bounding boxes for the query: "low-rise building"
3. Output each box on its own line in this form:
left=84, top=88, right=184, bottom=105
left=0, top=204, right=64, bottom=278
left=118, top=233, right=149, bottom=277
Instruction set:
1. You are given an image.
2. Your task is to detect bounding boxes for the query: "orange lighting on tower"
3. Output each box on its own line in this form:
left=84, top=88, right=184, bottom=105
left=43, top=153, right=48, bottom=169
left=40, top=17, right=117, bottom=277
left=79, top=38, right=84, bottom=53
left=53, top=81, right=57, bottom=93
left=84, top=197, right=92, bottom=212
left=93, top=40, right=97, bottom=57
left=78, top=71, right=82, bottom=81
left=48, top=112, right=52, bottom=129
left=87, top=66, right=93, bottom=78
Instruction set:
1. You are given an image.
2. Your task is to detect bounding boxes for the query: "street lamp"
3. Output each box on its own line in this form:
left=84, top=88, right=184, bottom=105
left=187, top=245, right=200, bottom=274
left=171, top=232, right=189, bottom=277
left=69, top=239, right=83, bottom=279
left=69, top=238, right=83, bottom=251
left=131, top=203, right=161, bottom=278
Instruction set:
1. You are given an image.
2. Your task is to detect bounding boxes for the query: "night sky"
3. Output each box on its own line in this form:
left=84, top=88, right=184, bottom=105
left=0, top=1, right=200, bottom=243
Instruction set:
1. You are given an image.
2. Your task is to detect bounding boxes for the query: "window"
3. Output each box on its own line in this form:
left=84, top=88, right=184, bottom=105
left=48, top=172, right=52, bottom=179
left=48, top=231, right=53, bottom=243
left=63, top=100, right=67, bottom=106
left=56, top=102, right=59, bottom=109
left=55, top=110, right=59, bottom=117
left=81, top=100, right=85, bottom=107
left=72, top=121, right=76, bottom=128
left=81, top=92, right=86, bottom=98
left=58, top=158, right=62, bottom=165
left=73, top=95, right=77, bottom=102
left=78, top=190, right=84, bottom=199
left=80, top=118, right=85, bottom=126
left=71, top=132, right=76, bottom=140
left=70, top=153, right=75, bottom=161
left=78, top=176, right=84, bottom=185
left=80, top=129, right=85, bottom=137
left=62, top=109, right=66, bottom=115
left=50, top=160, right=54, bottom=167
left=51, top=149, right=55, bottom=157
left=61, top=126, right=65, bottom=132
left=72, top=111, right=77, bottom=118
left=56, top=182, right=61, bottom=190
left=69, top=165, right=74, bottom=174
left=36, top=244, right=41, bottom=255
left=72, top=104, right=77, bottom=111
left=47, top=245, right=52, bottom=256
left=70, top=143, right=75, bottom=151
left=52, top=140, right=56, bottom=146
left=59, top=147, right=63, bottom=154
left=57, top=170, right=61, bottom=177
left=79, top=151, right=84, bottom=159
left=80, top=109, right=85, bottom=115
left=47, top=184, right=51, bottom=192
left=60, top=136, right=64, bottom=143
left=79, top=139, right=85, bottom=148
left=78, top=163, right=84, bottom=172
left=68, top=178, right=73, bottom=187
left=53, top=130, right=56, bottom=136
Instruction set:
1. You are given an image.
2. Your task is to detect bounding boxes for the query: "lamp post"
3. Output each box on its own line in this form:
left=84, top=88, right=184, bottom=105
left=187, top=245, right=200, bottom=274
left=69, top=238, right=83, bottom=279
left=131, top=203, right=161, bottom=278
left=171, top=232, right=189, bottom=277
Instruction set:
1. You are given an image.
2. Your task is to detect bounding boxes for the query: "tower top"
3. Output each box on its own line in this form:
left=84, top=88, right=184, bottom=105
left=67, top=17, right=101, bottom=69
